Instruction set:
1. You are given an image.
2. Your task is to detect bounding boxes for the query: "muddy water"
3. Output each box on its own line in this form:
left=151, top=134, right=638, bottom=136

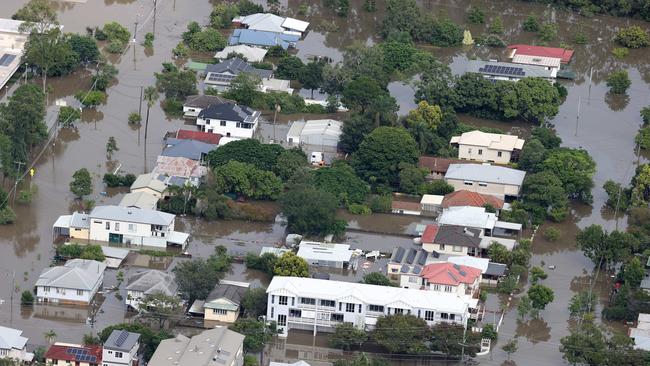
left=0, top=0, right=647, bottom=364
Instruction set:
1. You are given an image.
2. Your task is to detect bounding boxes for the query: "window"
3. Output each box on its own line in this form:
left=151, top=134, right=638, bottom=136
left=345, top=303, right=356, bottom=313
left=300, top=297, right=316, bottom=305
left=289, top=309, right=302, bottom=317
left=440, top=312, right=449, bottom=320
left=291, top=297, right=295, bottom=306
left=497, top=151, right=503, bottom=157
left=439, top=244, right=445, bottom=251
left=220, top=121, right=226, bottom=126
left=445, top=286, right=453, bottom=293
left=424, top=311, right=435, bottom=321
left=409, top=276, right=419, bottom=283
left=105, top=222, right=110, bottom=230
left=449, top=314, right=456, bottom=320
left=358, top=304, right=362, bottom=313
left=115, top=352, right=123, bottom=358
left=453, top=245, right=462, bottom=252
left=478, top=149, right=483, bottom=155
left=236, top=122, right=241, bottom=128
left=115, top=223, right=120, bottom=231
left=331, top=313, right=344, bottom=322
left=478, top=182, right=487, bottom=187
left=433, top=284, right=441, bottom=291
left=368, top=305, right=384, bottom=313
left=128, top=224, right=136, bottom=232
left=467, top=148, right=472, bottom=154
left=278, top=315, right=286, bottom=326
left=77, top=290, right=84, bottom=296
left=320, top=300, right=335, bottom=307
left=270, top=307, right=274, bottom=318
left=393, top=308, right=404, bottom=314
left=463, top=181, right=473, bottom=186
left=212, top=309, right=227, bottom=315
left=108, top=351, right=112, bottom=354
left=43, top=286, right=50, bottom=292
left=278, top=296, right=288, bottom=305
left=93, top=221, right=102, bottom=224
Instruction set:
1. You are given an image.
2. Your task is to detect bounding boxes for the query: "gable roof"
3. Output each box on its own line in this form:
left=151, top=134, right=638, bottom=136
left=149, top=327, right=245, bottom=366
left=130, top=173, right=167, bottom=194
left=175, top=129, right=223, bottom=145
left=418, top=156, right=474, bottom=174
left=183, top=95, right=231, bottom=109
left=421, top=224, right=439, bottom=243
left=205, top=280, right=250, bottom=311
left=162, top=139, right=216, bottom=161
left=233, top=13, right=309, bottom=34
left=35, top=259, right=106, bottom=291
left=205, top=57, right=272, bottom=79
left=507, top=44, right=574, bottom=63
left=438, top=206, right=498, bottom=230
left=91, top=205, right=175, bottom=226
left=119, top=191, right=159, bottom=210
left=450, top=131, right=525, bottom=151
left=442, top=190, right=504, bottom=209
left=45, top=344, right=102, bottom=364
left=198, top=102, right=260, bottom=123
left=214, top=45, right=269, bottom=63
left=152, top=156, right=208, bottom=179
left=104, top=330, right=140, bottom=352
left=420, top=262, right=482, bottom=286
left=445, top=164, right=526, bottom=186
left=229, top=29, right=300, bottom=49
left=0, top=326, right=27, bottom=350
left=433, top=225, right=482, bottom=248
left=467, top=60, right=555, bottom=79
left=126, top=270, right=178, bottom=296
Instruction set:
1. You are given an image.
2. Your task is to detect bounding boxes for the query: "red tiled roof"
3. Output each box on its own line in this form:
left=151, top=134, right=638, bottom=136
left=442, top=190, right=504, bottom=209
left=420, top=262, right=482, bottom=286
left=45, top=344, right=102, bottom=363
left=392, top=201, right=422, bottom=212
left=507, top=44, right=574, bottom=63
left=176, top=129, right=222, bottom=145
left=418, top=157, right=474, bottom=174
left=421, top=224, right=439, bottom=243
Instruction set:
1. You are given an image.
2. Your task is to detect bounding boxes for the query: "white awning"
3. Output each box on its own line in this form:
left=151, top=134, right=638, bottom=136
left=53, top=215, right=72, bottom=229
left=365, top=317, right=378, bottom=325
left=494, top=221, right=522, bottom=231
left=168, top=231, right=190, bottom=245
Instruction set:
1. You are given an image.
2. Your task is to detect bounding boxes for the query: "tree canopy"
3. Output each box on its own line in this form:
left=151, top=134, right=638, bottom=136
left=273, top=252, right=309, bottom=277
left=313, top=162, right=370, bottom=205
left=280, top=185, right=346, bottom=236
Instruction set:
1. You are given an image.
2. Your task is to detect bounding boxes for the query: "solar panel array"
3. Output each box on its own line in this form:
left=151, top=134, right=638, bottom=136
left=207, top=73, right=236, bottom=83
left=115, top=330, right=129, bottom=347
left=478, top=64, right=525, bottom=76
left=405, top=249, right=417, bottom=264
left=65, top=348, right=97, bottom=363
left=0, top=54, right=16, bottom=67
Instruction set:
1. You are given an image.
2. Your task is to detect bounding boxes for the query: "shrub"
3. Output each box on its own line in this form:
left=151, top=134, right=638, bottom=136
left=637, top=126, right=650, bottom=149
left=612, top=47, right=629, bottom=59
left=368, top=195, right=391, bottom=213
left=162, top=98, right=184, bottom=117
left=606, top=70, right=631, bottom=94
left=21, top=291, right=34, bottom=305
left=615, top=25, right=650, bottom=48
left=574, top=29, right=588, bottom=44
left=75, top=90, right=106, bottom=107
left=106, top=40, right=124, bottom=54
left=128, top=112, right=142, bottom=125
left=348, top=204, right=371, bottom=215
left=58, top=106, right=81, bottom=127
left=467, top=7, right=484, bottom=24
left=188, top=28, right=227, bottom=52
left=538, top=23, right=558, bottom=42
left=523, top=15, right=539, bottom=32
left=144, top=33, right=154, bottom=47
left=482, top=34, right=506, bottom=48
left=103, top=22, right=131, bottom=44
left=266, top=45, right=287, bottom=58
left=103, top=173, right=136, bottom=187
left=543, top=227, right=560, bottom=241
left=481, top=324, right=497, bottom=340
left=172, top=42, right=189, bottom=58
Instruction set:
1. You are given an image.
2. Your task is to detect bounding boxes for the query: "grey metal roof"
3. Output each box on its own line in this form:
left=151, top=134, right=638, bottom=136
left=445, top=164, right=526, bottom=186
left=204, top=281, right=250, bottom=311
left=162, top=139, right=216, bottom=161
left=467, top=60, right=554, bottom=79
left=119, top=191, right=159, bottom=210
left=90, top=205, right=174, bottom=226
left=198, top=103, right=260, bottom=123
left=485, top=263, right=507, bottom=277
left=70, top=212, right=89, bottom=229
left=126, top=270, right=178, bottom=296
left=104, top=330, right=140, bottom=352
left=35, top=259, right=106, bottom=291
left=149, top=327, right=245, bottom=366
left=434, top=225, right=482, bottom=248
left=130, top=173, right=167, bottom=193
left=205, top=57, right=272, bottom=79
left=0, top=326, right=27, bottom=350
left=184, top=95, right=230, bottom=109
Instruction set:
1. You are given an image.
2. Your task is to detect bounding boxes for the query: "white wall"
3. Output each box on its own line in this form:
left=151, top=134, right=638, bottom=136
left=183, top=106, right=203, bottom=118
left=445, top=178, right=521, bottom=198
left=36, top=274, right=103, bottom=304
left=197, top=116, right=258, bottom=139
left=89, top=218, right=172, bottom=244
left=457, top=144, right=512, bottom=164
left=103, top=343, right=138, bottom=366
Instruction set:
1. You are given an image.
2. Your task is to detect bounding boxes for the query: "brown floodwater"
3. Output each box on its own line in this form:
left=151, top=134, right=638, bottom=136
left=0, top=0, right=648, bottom=364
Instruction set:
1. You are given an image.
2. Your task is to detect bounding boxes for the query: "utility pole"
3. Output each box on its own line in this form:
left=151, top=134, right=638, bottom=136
left=574, top=96, right=581, bottom=137
left=12, top=161, right=24, bottom=204
left=9, top=270, right=14, bottom=327
left=587, top=67, right=593, bottom=104
left=272, top=104, right=280, bottom=142
left=138, top=86, right=143, bottom=146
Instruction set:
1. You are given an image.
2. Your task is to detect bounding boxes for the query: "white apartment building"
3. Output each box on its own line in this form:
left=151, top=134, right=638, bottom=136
left=266, top=276, right=477, bottom=337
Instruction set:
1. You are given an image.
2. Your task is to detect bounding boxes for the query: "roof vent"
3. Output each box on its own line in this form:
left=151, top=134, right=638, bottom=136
left=453, top=264, right=461, bottom=271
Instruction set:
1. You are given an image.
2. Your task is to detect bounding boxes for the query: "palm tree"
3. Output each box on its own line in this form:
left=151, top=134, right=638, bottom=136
left=44, top=329, right=57, bottom=344
left=143, top=86, right=159, bottom=143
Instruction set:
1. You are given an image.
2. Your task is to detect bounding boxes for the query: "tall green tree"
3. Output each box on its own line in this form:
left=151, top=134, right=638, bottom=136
left=300, top=61, right=324, bottom=98
left=542, top=148, right=596, bottom=203
left=329, top=323, right=367, bottom=350
left=138, top=292, right=183, bottom=329
left=69, top=168, right=92, bottom=198
left=154, top=63, right=198, bottom=100
left=143, top=86, right=159, bottom=144
left=313, top=162, right=369, bottom=205
left=373, top=314, right=429, bottom=354
left=242, top=287, right=268, bottom=317
left=430, top=323, right=480, bottom=358
left=273, top=252, right=309, bottom=277
left=280, top=185, right=345, bottom=236
left=339, top=113, right=375, bottom=154
left=207, top=139, right=284, bottom=171
left=606, top=70, right=632, bottom=94
left=527, top=284, right=554, bottom=314
left=230, top=318, right=276, bottom=352
left=342, top=76, right=386, bottom=113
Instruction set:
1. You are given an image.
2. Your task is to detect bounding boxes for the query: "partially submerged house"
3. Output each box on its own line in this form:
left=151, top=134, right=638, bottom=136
left=162, top=138, right=216, bottom=162
left=296, top=240, right=355, bottom=269
left=444, top=163, right=526, bottom=199
left=196, top=102, right=261, bottom=140
left=438, top=206, right=521, bottom=237
left=35, top=259, right=106, bottom=305
left=183, top=95, right=231, bottom=118
left=102, top=329, right=141, bottom=366
left=152, top=155, right=208, bottom=187
left=391, top=200, right=422, bottom=216
left=214, top=45, right=269, bottom=63
left=0, top=326, right=33, bottom=363
left=507, top=44, right=574, bottom=64
left=189, top=280, right=250, bottom=326
left=170, top=129, right=223, bottom=145
left=232, top=13, right=309, bottom=36
left=466, top=60, right=555, bottom=81
left=450, top=130, right=525, bottom=164
left=229, top=29, right=300, bottom=49
left=204, top=57, right=272, bottom=91
left=149, top=327, right=245, bottom=366
left=125, top=269, right=178, bottom=311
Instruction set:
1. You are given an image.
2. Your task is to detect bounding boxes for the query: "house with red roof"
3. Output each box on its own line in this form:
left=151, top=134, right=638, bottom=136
left=401, top=262, right=481, bottom=299
left=442, top=190, right=505, bottom=213
left=507, top=44, right=574, bottom=64
left=418, top=156, right=476, bottom=180
left=174, top=129, right=222, bottom=145
left=45, top=343, right=102, bottom=366
left=391, top=200, right=422, bottom=215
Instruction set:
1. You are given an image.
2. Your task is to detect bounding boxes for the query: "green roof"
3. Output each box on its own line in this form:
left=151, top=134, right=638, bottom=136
left=204, top=298, right=239, bottom=311
left=187, top=62, right=209, bottom=71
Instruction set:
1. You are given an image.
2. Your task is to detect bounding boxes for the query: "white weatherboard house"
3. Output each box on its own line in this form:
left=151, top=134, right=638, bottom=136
left=444, top=163, right=526, bottom=199
left=296, top=240, right=354, bottom=269
left=149, top=327, right=245, bottom=366
left=102, top=330, right=140, bottom=366
left=450, top=130, right=525, bottom=164
left=266, top=276, right=477, bottom=337
left=0, top=326, right=33, bottom=362
left=35, top=259, right=106, bottom=305
left=125, top=270, right=178, bottom=311
left=197, top=102, right=261, bottom=140
left=232, top=13, right=309, bottom=36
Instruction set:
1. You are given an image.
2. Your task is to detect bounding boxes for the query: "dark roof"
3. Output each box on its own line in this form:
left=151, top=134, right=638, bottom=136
left=206, top=283, right=248, bottom=305
left=104, top=330, right=141, bottom=352
left=205, top=57, right=272, bottom=79
left=175, top=129, right=222, bottom=145
left=45, top=344, right=102, bottom=364
left=162, top=139, right=216, bottom=161
left=485, top=263, right=507, bottom=277
left=434, top=225, right=482, bottom=248
left=418, top=156, right=474, bottom=174
left=198, top=103, right=259, bottom=123
left=389, top=247, right=431, bottom=266
left=184, top=95, right=231, bottom=109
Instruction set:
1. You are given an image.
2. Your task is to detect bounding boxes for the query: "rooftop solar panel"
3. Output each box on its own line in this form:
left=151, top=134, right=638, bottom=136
left=405, top=249, right=416, bottom=264
left=115, top=330, right=129, bottom=347
left=392, top=247, right=405, bottom=263
left=0, top=54, right=16, bottom=67
left=417, top=251, right=427, bottom=265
